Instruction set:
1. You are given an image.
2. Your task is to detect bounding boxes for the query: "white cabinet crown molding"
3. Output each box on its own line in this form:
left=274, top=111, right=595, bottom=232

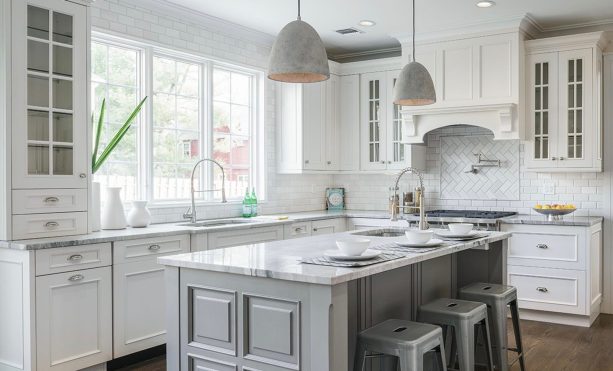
left=526, top=31, right=610, bottom=53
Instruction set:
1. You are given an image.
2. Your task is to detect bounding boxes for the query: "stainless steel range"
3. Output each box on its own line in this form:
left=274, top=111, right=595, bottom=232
left=404, top=210, right=517, bottom=231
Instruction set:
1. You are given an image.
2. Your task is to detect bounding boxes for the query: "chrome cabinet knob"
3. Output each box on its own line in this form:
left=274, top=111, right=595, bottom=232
left=536, top=243, right=548, bottom=249
left=79, top=173, right=87, bottom=178
left=536, top=287, right=548, bottom=293
left=312, top=228, right=318, bottom=232
left=68, top=274, right=84, bottom=282
left=551, top=157, right=558, bottom=160
left=305, top=160, right=309, bottom=164
left=148, top=244, right=161, bottom=251
left=327, top=161, right=331, bottom=165
left=559, top=157, right=565, bottom=161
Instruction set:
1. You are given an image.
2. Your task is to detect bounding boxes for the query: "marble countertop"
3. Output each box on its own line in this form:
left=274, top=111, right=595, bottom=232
left=158, top=230, right=511, bottom=285
left=500, top=214, right=603, bottom=227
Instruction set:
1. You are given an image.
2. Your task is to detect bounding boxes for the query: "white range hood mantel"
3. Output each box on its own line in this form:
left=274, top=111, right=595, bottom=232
left=401, top=103, right=518, bottom=143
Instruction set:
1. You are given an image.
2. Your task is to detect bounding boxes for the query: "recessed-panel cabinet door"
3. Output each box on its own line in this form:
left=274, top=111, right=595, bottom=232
left=302, top=83, right=326, bottom=170
left=557, top=49, right=594, bottom=169
left=325, top=74, right=340, bottom=171
left=360, top=72, right=387, bottom=170
left=525, top=52, right=559, bottom=170
left=36, top=267, right=112, bottom=371
left=12, top=0, right=88, bottom=189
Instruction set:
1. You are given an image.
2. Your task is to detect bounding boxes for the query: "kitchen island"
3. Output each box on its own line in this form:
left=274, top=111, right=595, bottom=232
left=159, top=229, right=511, bottom=371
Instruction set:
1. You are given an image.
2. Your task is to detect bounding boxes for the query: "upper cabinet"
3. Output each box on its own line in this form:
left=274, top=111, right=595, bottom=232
left=0, top=0, right=90, bottom=240
left=276, top=74, right=340, bottom=173
left=359, top=70, right=425, bottom=171
left=525, top=33, right=606, bottom=172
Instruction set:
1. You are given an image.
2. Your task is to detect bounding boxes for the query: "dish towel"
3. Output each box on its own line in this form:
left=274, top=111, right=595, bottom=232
left=300, top=252, right=406, bottom=268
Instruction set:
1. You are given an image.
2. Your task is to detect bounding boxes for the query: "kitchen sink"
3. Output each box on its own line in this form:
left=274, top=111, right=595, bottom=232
left=178, top=218, right=258, bottom=228
left=351, top=228, right=406, bottom=238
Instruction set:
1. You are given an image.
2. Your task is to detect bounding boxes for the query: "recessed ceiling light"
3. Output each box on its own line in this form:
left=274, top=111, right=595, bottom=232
left=476, top=0, right=495, bottom=8
left=358, top=20, right=376, bottom=27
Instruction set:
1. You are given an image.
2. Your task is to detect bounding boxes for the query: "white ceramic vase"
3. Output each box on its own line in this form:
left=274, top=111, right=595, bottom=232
left=127, top=200, right=151, bottom=228
left=91, top=182, right=101, bottom=231
left=101, top=187, right=127, bottom=230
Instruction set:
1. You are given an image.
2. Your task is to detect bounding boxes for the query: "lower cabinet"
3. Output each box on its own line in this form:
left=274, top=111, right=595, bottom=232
left=311, top=218, right=346, bottom=235
left=207, top=226, right=284, bottom=250
left=113, top=235, right=190, bottom=357
left=35, top=266, right=113, bottom=371
left=346, top=217, right=408, bottom=231
left=502, top=222, right=602, bottom=327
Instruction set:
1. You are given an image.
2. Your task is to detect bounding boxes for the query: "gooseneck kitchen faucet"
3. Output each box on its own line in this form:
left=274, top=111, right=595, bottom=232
left=183, top=158, right=227, bottom=223
left=390, top=167, right=428, bottom=230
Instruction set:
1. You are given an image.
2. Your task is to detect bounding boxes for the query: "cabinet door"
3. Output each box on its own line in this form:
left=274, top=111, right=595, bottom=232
left=11, top=0, right=88, bottom=189
left=339, top=74, right=360, bottom=171
left=386, top=70, right=408, bottom=170
left=325, top=74, right=340, bottom=171
left=36, top=267, right=112, bottom=371
left=208, top=226, right=284, bottom=250
left=558, top=49, right=594, bottom=169
left=311, top=218, right=346, bottom=235
left=113, top=259, right=167, bottom=357
left=525, top=53, right=559, bottom=169
left=360, top=72, right=387, bottom=170
left=302, top=83, right=326, bottom=170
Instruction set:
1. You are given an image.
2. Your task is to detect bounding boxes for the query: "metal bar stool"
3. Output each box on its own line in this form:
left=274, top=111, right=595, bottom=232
left=459, top=282, right=525, bottom=371
left=418, top=298, right=494, bottom=371
left=354, top=319, right=447, bottom=371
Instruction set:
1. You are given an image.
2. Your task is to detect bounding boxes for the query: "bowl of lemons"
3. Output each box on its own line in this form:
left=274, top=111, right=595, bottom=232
left=533, top=203, right=577, bottom=221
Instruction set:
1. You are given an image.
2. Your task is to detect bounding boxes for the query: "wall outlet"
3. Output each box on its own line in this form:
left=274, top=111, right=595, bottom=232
left=543, top=183, right=555, bottom=195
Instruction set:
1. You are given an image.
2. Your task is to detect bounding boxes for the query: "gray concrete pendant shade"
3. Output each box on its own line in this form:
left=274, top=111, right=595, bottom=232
left=268, top=19, right=330, bottom=83
left=393, top=61, right=436, bottom=106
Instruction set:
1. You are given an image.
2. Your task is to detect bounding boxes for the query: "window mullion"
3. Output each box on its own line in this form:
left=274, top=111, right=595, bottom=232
left=143, top=47, right=154, bottom=202
left=203, top=61, right=213, bottom=201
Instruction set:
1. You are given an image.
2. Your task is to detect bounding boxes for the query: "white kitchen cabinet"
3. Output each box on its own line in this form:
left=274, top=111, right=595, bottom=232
left=311, top=218, right=346, bottom=235
left=113, top=235, right=189, bottom=357
left=339, top=74, right=360, bottom=171
left=36, top=266, right=112, bottom=371
left=525, top=33, right=605, bottom=172
left=0, top=0, right=91, bottom=240
left=502, top=221, right=602, bottom=327
left=207, top=225, right=284, bottom=250
left=360, top=71, right=426, bottom=172
left=284, top=221, right=312, bottom=239
left=276, top=73, right=340, bottom=173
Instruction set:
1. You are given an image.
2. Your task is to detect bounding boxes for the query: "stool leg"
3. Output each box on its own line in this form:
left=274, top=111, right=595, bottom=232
left=437, top=334, right=448, bottom=371
left=456, top=322, right=475, bottom=371
left=492, top=302, right=509, bottom=371
left=481, top=318, right=495, bottom=371
left=510, top=300, right=526, bottom=371
left=354, top=342, right=367, bottom=371
left=448, top=326, right=457, bottom=369
left=398, top=350, right=422, bottom=371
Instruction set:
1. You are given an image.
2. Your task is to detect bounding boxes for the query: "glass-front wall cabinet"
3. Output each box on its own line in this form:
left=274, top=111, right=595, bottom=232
left=361, top=72, right=385, bottom=170
left=13, top=0, right=87, bottom=188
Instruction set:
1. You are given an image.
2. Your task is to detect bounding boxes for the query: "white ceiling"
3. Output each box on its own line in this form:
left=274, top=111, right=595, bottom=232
left=164, top=0, right=613, bottom=58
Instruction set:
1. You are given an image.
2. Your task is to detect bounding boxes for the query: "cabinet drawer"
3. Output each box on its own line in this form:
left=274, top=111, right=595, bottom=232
left=36, top=243, right=112, bottom=276
left=12, top=212, right=88, bottom=240
left=312, top=218, right=346, bottom=235
left=208, top=226, right=283, bottom=250
left=504, top=225, right=585, bottom=270
left=113, top=234, right=190, bottom=264
left=284, top=222, right=311, bottom=239
left=12, top=189, right=87, bottom=214
left=508, top=265, right=586, bottom=315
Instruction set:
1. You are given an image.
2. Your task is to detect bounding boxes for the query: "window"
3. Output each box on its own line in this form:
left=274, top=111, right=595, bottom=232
left=91, top=35, right=262, bottom=204
left=91, top=41, right=141, bottom=201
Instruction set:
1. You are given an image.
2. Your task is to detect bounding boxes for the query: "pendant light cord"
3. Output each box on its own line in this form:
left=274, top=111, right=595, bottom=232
left=297, top=0, right=301, bottom=20
left=412, top=0, right=416, bottom=62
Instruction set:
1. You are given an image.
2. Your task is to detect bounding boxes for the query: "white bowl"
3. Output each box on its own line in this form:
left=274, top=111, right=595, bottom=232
left=336, top=238, right=371, bottom=256
left=405, top=229, right=434, bottom=244
left=448, top=223, right=474, bottom=235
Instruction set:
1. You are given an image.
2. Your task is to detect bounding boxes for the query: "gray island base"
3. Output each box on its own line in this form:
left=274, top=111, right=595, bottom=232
left=159, top=230, right=510, bottom=371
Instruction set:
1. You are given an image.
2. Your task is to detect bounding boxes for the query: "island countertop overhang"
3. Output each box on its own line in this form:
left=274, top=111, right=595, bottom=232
left=158, top=230, right=511, bottom=285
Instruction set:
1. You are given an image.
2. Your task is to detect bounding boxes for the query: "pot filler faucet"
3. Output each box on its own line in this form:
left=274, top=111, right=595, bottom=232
left=183, top=158, right=227, bottom=223
left=390, top=167, right=428, bottom=230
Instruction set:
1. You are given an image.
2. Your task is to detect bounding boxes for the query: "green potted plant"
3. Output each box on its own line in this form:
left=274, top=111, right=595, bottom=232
left=91, top=97, right=147, bottom=231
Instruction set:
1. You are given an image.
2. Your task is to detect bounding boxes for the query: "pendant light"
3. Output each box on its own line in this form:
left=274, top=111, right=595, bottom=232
left=268, top=0, right=330, bottom=83
left=393, top=0, right=436, bottom=105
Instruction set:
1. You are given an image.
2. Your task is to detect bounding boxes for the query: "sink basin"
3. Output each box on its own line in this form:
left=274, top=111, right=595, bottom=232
left=351, top=228, right=406, bottom=238
left=179, top=218, right=258, bottom=228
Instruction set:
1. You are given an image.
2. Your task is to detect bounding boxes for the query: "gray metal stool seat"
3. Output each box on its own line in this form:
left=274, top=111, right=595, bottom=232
left=418, top=298, right=494, bottom=371
left=459, top=283, right=525, bottom=371
left=354, top=319, right=447, bottom=371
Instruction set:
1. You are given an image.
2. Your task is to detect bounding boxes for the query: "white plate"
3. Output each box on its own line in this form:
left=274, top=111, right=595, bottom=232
left=435, top=230, right=481, bottom=238
left=396, top=239, right=445, bottom=248
left=324, top=249, right=381, bottom=261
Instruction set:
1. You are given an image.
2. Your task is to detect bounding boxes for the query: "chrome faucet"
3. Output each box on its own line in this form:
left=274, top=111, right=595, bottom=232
left=183, top=159, right=227, bottom=223
left=390, top=167, right=428, bottom=230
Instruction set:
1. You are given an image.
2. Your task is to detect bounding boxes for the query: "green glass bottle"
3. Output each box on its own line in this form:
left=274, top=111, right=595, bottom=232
left=250, top=188, right=258, bottom=217
left=242, top=188, right=252, bottom=218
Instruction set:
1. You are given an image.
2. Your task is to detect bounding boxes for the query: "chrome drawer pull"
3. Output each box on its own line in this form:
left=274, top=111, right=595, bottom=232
left=312, top=228, right=318, bottom=232
left=536, top=244, right=548, bottom=249
left=67, top=254, right=83, bottom=262
left=68, top=274, right=84, bottom=282
left=148, top=244, right=161, bottom=251
left=45, top=221, right=59, bottom=229
left=536, top=287, right=549, bottom=293
left=44, top=196, right=60, bottom=203
left=294, top=227, right=304, bottom=233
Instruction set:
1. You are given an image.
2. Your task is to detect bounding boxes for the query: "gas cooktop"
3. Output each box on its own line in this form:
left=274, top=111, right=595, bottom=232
left=416, top=210, right=517, bottom=219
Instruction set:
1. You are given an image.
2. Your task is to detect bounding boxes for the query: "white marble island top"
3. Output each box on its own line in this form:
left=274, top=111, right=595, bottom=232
left=158, top=230, right=511, bottom=285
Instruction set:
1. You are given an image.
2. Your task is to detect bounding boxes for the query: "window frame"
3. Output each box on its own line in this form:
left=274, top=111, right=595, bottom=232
left=91, top=32, right=265, bottom=206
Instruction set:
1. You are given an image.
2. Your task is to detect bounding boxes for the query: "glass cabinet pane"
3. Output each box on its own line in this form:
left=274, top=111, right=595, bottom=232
left=28, top=145, right=50, bottom=174
left=533, top=62, right=550, bottom=160
left=53, top=45, right=72, bottom=77
left=52, top=146, right=73, bottom=175
left=52, top=12, right=73, bottom=44
left=566, top=58, right=583, bottom=159
left=52, top=113, right=73, bottom=142
left=28, top=110, right=49, bottom=141
left=367, top=79, right=381, bottom=163
left=28, top=75, right=49, bottom=107
left=52, top=79, right=72, bottom=110
left=27, top=6, right=49, bottom=39
left=28, top=40, right=49, bottom=73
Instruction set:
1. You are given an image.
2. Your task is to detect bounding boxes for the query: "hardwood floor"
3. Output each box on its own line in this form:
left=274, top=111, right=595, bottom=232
left=117, top=314, right=613, bottom=370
